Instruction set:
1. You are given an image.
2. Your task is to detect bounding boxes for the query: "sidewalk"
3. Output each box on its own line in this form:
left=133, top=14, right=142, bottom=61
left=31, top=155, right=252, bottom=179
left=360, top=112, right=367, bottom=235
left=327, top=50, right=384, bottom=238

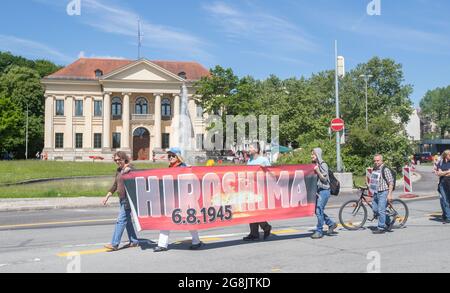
left=0, top=197, right=119, bottom=212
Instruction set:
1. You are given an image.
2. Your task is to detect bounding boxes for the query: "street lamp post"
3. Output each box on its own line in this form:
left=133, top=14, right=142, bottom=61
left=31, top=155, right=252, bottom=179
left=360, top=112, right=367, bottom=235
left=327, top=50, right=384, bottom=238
left=359, top=74, right=373, bottom=130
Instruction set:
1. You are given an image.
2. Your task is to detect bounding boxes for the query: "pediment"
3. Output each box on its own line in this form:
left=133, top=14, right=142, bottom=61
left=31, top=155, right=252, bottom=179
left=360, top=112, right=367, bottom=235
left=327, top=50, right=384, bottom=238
left=101, top=60, right=184, bottom=82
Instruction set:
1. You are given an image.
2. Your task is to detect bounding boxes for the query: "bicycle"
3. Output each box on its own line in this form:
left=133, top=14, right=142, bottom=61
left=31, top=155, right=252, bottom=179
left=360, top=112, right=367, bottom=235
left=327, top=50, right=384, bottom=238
left=338, top=186, right=409, bottom=231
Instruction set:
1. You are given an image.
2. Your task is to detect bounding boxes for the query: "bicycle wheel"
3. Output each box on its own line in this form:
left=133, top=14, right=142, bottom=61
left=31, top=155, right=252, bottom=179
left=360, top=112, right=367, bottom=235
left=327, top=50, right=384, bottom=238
left=339, top=200, right=368, bottom=230
left=388, top=199, right=409, bottom=228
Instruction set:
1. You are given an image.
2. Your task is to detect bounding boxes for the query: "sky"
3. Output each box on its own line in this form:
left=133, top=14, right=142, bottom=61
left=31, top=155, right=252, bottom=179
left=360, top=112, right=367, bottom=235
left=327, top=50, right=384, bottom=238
left=1, top=0, right=450, bottom=106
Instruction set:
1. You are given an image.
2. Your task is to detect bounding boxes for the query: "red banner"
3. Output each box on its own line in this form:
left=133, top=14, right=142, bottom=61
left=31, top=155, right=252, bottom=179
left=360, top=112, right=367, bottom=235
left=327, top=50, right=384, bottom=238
left=123, top=164, right=317, bottom=231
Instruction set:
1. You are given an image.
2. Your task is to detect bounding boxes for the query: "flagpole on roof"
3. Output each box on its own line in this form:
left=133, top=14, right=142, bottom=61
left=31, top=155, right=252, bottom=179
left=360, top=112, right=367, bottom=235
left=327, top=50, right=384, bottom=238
left=138, top=18, right=142, bottom=59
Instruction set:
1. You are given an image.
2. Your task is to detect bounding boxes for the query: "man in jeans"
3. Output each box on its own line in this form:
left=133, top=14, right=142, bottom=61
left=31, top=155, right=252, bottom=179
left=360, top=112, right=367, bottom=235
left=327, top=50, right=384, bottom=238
left=370, top=154, right=395, bottom=234
left=311, top=148, right=337, bottom=239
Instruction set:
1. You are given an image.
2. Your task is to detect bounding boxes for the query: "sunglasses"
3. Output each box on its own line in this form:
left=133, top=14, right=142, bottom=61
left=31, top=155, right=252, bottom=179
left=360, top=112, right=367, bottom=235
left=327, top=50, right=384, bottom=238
left=168, top=154, right=176, bottom=159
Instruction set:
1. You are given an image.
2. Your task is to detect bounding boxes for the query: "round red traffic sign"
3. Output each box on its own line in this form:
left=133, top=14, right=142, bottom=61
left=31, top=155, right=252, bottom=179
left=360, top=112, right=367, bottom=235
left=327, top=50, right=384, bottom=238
left=331, top=118, right=345, bottom=132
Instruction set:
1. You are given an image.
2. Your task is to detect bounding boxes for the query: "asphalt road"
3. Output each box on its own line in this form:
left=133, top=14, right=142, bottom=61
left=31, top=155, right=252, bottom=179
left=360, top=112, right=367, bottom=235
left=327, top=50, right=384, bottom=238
left=0, top=165, right=446, bottom=273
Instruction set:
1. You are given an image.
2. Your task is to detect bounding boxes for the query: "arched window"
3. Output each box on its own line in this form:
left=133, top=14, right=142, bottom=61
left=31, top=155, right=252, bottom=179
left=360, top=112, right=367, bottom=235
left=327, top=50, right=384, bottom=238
left=112, top=97, right=122, bottom=118
left=162, top=98, right=171, bottom=117
left=178, top=72, right=187, bottom=79
left=95, top=69, right=103, bottom=77
left=135, top=97, right=148, bottom=115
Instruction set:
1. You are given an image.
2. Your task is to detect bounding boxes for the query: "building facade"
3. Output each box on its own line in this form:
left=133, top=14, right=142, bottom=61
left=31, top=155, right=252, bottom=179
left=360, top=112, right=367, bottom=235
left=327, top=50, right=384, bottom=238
left=41, top=58, right=210, bottom=161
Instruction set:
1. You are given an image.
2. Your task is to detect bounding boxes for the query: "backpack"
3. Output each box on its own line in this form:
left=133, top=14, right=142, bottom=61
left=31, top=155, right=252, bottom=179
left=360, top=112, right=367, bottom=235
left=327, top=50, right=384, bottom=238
left=381, top=166, right=396, bottom=191
left=320, top=162, right=341, bottom=196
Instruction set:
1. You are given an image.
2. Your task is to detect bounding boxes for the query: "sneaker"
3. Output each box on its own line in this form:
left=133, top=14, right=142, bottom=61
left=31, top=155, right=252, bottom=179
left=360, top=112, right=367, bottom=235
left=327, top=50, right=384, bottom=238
left=372, top=229, right=385, bottom=234
left=327, top=223, right=338, bottom=235
left=123, top=242, right=140, bottom=249
left=386, top=219, right=396, bottom=232
left=310, top=232, right=323, bottom=239
left=263, top=225, right=272, bottom=240
left=153, top=246, right=168, bottom=252
left=104, top=244, right=119, bottom=251
left=190, top=241, right=204, bottom=250
left=443, top=219, right=450, bottom=224
left=243, top=234, right=259, bottom=241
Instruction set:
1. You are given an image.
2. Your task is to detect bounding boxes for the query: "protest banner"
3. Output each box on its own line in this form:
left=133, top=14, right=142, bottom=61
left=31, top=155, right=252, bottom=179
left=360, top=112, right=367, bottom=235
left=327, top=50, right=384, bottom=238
left=123, top=164, right=317, bottom=231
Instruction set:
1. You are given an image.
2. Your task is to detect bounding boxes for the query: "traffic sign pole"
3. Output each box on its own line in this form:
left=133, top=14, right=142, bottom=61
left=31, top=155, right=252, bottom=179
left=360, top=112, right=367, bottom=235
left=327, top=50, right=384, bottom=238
left=335, top=40, right=342, bottom=172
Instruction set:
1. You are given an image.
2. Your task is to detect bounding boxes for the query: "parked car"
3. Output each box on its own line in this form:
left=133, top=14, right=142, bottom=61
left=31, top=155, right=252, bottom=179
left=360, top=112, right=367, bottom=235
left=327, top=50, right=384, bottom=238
left=413, top=152, right=433, bottom=164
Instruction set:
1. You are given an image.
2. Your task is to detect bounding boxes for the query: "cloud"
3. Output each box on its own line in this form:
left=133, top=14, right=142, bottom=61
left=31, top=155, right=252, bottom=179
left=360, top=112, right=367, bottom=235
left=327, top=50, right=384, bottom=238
left=77, top=50, right=126, bottom=60
left=345, top=21, right=450, bottom=54
left=80, top=0, right=213, bottom=62
left=0, top=34, right=73, bottom=63
left=203, top=1, right=318, bottom=53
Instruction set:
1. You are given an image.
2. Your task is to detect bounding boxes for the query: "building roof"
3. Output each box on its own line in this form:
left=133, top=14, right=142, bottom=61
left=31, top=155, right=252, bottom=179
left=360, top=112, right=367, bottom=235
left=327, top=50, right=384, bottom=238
left=45, top=58, right=210, bottom=81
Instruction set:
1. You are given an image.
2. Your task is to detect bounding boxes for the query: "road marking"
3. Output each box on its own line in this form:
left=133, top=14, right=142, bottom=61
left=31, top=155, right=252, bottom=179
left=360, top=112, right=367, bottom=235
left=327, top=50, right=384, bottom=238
left=0, top=218, right=115, bottom=229
left=271, top=229, right=300, bottom=235
left=57, top=248, right=109, bottom=257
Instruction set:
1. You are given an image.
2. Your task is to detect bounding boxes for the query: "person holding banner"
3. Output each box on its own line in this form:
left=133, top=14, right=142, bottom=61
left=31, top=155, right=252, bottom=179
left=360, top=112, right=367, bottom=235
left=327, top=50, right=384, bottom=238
left=310, top=148, right=337, bottom=239
left=103, top=152, right=140, bottom=251
left=436, top=150, right=450, bottom=224
left=243, top=142, right=273, bottom=241
left=153, top=147, right=204, bottom=252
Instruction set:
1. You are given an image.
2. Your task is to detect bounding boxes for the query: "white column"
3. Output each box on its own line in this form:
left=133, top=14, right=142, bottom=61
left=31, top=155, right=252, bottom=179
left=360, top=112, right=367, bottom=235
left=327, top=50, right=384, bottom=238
left=103, top=92, right=111, bottom=150
left=122, top=93, right=131, bottom=151
left=171, top=94, right=180, bottom=147
left=84, top=96, right=92, bottom=149
left=154, top=93, right=162, bottom=150
left=44, top=95, right=54, bottom=150
left=65, top=96, right=74, bottom=150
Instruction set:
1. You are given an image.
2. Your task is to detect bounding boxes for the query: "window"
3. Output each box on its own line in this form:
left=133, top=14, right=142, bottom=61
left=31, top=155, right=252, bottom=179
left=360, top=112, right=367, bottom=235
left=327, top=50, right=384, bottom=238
left=75, top=100, right=83, bottom=116
left=112, top=97, right=122, bottom=119
left=55, top=100, right=64, bottom=116
left=55, top=133, right=64, bottom=149
left=75, top=133, right=83, bottom=149
left=112, top=132, right=121, bottom=149
left=162, top=98, right=171, bottom=117
left=94, top=133, right=102, bottom=149
left=178, top=72, right=187, bottom=79
left=162, top=133, right=170, bottom=149
left=196, top=104, right=203, bottom=118
left=135, top=97, right=148, bottom=115
left=196, top=134, right=204, bottom=150
left=95, top=69, right=103, bottom=78
left=94, top=101, right=103, bottom=117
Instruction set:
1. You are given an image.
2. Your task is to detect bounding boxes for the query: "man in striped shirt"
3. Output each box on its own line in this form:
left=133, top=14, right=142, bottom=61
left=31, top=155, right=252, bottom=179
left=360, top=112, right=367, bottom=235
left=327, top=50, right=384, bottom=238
left=369, top=154, right=395, bottom=234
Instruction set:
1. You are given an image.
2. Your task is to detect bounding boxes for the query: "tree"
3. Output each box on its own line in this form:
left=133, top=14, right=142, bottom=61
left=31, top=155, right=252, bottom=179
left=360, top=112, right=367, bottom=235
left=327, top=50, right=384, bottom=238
left=420, top=86, right=450, bottom=139
left=0, top=66, right=45, bottom=158
left=0, top=95, right=23, bottom=153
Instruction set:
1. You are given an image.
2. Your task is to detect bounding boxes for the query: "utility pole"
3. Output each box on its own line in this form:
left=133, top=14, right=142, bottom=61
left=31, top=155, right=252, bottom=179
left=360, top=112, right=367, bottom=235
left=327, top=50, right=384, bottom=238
left=25, top=103, right=29, bottom=160
left=335, top=40, right=343, bottom=172
left=359, top=74, right=373, bottom=130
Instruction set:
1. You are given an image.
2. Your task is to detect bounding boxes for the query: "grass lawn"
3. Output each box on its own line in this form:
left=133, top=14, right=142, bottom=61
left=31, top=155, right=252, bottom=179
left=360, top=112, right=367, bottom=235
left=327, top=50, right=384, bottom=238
left=0, top=160, right=167, bottom=185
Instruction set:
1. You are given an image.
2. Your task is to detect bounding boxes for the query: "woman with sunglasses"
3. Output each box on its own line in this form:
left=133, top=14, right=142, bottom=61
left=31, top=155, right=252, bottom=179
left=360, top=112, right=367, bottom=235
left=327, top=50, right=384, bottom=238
left=153, top=147, right=204, bottom=252
left=103, top=151, right=139, bottom=251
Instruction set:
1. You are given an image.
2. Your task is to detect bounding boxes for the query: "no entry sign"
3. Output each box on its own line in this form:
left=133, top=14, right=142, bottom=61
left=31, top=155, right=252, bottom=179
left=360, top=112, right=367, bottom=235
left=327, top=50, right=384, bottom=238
left=331, top=118, right=345, bottom=132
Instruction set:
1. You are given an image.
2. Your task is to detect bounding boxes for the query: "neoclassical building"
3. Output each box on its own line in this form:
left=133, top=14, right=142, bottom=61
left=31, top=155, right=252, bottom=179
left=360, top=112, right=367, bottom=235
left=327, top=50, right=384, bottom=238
left=42, top=58, right=210, bottom=161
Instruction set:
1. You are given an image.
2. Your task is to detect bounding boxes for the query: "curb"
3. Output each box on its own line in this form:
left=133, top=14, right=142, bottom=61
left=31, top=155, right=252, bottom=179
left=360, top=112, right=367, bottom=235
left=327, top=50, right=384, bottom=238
left=0, top=202, right=120, bottom=213
left=0, top=175, right=114, bottom=187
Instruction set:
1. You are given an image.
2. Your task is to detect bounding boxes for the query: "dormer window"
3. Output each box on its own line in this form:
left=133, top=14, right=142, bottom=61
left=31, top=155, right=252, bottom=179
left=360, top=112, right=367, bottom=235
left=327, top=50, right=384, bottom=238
left=95, top=69, right=103, bottom=77
left=178, top=71, right=187, bottom=79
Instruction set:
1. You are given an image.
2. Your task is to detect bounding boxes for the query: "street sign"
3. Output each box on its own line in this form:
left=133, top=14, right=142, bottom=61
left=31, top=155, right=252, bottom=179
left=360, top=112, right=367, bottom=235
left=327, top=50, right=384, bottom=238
left=331, top=118, right=345, bottom=132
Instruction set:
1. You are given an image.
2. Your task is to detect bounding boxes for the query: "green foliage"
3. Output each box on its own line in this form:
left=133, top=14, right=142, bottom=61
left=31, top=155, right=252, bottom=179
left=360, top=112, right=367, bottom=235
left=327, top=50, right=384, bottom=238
left=420, top=86, right=450, bottom=139
left=196, top=57, right=416, bottom=174
left=0, top=52, right=60, bottom=158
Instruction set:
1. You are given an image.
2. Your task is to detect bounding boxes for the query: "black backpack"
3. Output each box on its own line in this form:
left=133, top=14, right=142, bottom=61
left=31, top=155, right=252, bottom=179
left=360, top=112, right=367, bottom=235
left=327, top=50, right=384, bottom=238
left=381, top=166, right=396, bottom=191
left=320, top=162, right=341, bottom=196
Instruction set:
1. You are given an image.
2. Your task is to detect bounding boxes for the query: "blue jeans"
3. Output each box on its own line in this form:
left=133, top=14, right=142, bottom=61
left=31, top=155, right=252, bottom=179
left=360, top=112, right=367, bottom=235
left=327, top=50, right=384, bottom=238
left=111, top=199, right=139, bottom=247
left=315, top=188, right=335, bottom=234
left=372, top=191, right=391, bottom=230
left=438, top=183, right=450, bottom=220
